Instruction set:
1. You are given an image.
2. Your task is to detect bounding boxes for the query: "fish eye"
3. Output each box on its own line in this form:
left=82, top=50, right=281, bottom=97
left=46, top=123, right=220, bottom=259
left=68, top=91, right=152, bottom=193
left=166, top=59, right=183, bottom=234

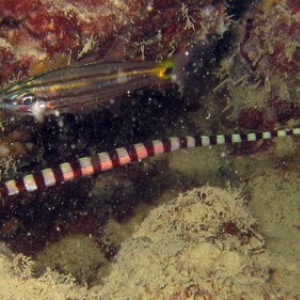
left=164, top=67, right=173, bottom=76
left=17, top=92, right=36, bottom=106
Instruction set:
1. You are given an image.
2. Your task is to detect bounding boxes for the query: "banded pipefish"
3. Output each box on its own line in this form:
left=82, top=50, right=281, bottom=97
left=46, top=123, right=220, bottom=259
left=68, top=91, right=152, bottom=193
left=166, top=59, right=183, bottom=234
left=0, top=58, right=177, bottom=120
left=0, top=127, right=299, bottom=199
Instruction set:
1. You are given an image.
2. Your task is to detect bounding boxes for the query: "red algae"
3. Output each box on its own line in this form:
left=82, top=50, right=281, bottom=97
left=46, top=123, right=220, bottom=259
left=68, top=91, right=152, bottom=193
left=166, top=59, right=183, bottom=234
left=0, top=0, right=229, bottom=84
left=0, top=0, right=38, bottom=19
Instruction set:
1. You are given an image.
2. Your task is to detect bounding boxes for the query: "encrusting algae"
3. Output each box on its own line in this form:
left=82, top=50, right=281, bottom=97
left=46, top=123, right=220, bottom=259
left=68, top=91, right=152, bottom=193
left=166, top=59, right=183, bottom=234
left=0, top=185, right=299, bottom=299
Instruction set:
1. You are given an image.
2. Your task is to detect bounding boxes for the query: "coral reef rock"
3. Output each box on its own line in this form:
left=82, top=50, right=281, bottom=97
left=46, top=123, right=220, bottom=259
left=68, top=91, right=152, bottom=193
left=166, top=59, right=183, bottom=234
left=94, top=186, right=288, bottom=299
left=217, top=0, right=300, bottom=127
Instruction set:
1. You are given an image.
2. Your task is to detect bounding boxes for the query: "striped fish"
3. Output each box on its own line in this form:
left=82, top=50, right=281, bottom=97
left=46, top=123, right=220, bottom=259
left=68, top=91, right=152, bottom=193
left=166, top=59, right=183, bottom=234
left=0, top=127, right=299, bottom=199
left=0, top=58, right=176, bottom=119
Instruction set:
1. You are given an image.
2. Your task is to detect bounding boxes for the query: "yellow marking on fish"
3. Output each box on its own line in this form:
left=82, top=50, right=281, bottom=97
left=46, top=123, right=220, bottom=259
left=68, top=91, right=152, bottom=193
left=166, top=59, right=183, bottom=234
left=156, top=58, right=176, bottom=79
left=44, top=81, right=90, bottom=93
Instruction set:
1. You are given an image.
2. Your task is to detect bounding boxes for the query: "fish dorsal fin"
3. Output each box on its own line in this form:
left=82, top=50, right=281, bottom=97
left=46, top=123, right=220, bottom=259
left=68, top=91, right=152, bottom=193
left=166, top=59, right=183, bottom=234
left=103, top=37, right=126, bottom=62
left=28, top=54, right=71, bottom=76
left=28, top=37, right=127, bottom=77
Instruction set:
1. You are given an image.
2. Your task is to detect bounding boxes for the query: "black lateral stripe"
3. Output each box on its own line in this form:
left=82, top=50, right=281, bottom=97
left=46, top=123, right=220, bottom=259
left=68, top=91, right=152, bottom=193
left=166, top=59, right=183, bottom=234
left=69, top=160, right=83, bottom=179
left=143, top=141, right=155, bottom=157
left=108, top=150, right=121, bottom=168
left=126, top=144, right=139, bottom=162
left=0, top=183, right=9, bottom=197
left=194, top=135, right=202, bottom=147
left=33, top=172, right=46, bottom=189
left=224, top=134, right=232, bottom=144
left=51, top=166, right=65, bottom=183
left=161, top=138, right=172, bottom=152
left=179, top=136, right=188, bottom=149
left=91, top=156, right=102, bottom=172
left=15, top=178, right=26, bottom=193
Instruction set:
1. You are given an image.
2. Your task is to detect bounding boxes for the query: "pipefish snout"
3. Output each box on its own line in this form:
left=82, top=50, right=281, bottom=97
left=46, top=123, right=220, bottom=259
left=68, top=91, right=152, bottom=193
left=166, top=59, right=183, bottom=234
left=0, top=58, right=177, bottom=119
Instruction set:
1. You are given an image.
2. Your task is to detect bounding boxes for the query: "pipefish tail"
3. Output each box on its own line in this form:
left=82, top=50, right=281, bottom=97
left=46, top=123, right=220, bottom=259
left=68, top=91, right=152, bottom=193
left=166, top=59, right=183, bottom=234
left=0, top=127, right=299, bottom=200
left=0, top=58, right=177, bottom=118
